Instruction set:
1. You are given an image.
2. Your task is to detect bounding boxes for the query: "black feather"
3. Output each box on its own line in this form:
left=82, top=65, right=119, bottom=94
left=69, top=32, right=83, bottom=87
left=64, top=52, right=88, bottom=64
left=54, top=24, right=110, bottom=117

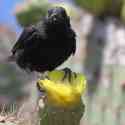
left=10, top=7, right=76, bottom=72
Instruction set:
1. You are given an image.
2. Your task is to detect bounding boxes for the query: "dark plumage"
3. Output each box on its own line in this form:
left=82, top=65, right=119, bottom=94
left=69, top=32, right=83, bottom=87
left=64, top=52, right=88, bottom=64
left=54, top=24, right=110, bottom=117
left=10, top=7, right=76, bottom=72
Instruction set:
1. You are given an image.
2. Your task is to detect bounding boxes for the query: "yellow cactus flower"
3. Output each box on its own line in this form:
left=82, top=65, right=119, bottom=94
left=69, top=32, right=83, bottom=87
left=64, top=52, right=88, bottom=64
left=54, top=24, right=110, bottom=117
left=37, top=69, right=87, bottom=108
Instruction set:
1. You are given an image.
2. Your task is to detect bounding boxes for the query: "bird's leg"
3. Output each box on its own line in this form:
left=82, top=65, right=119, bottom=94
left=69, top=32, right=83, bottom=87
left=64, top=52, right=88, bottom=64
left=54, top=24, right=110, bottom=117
left=62, top=67, right=75, bottom=82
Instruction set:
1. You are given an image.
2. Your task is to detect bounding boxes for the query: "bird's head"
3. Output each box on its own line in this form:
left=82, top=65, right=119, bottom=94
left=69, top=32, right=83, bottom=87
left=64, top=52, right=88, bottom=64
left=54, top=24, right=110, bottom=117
left=46, top=7, right=70, bottom=27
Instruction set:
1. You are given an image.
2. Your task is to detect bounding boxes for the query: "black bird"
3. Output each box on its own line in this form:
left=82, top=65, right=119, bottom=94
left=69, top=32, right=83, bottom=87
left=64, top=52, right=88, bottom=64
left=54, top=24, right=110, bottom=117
left=10, top=7, right=76, bottom=72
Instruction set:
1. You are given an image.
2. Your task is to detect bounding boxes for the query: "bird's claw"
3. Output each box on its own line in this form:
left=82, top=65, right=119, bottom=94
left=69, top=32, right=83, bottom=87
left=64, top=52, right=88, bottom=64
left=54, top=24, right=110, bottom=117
left=62, top=68, right=77, bottom=82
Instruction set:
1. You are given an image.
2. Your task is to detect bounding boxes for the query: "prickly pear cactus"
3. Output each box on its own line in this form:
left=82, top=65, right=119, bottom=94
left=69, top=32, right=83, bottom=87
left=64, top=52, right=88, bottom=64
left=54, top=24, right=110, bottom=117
left=121, top=0, right=125, bottom=23
left=74, top=0, right=112, bottom=15
left=39, top=100, right=85, bottom=125
left=15, top=0, right=50, bottom=26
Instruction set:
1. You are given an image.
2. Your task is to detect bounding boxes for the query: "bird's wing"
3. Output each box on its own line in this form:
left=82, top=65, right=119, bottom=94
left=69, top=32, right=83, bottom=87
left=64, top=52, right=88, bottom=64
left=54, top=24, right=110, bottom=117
left=11, top=26, right=36, bottom=54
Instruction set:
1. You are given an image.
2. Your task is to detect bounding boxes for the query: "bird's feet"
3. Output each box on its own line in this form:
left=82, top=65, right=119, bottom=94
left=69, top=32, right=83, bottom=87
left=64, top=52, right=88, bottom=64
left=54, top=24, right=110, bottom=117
left=62, top=67, right=77, bottom=82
